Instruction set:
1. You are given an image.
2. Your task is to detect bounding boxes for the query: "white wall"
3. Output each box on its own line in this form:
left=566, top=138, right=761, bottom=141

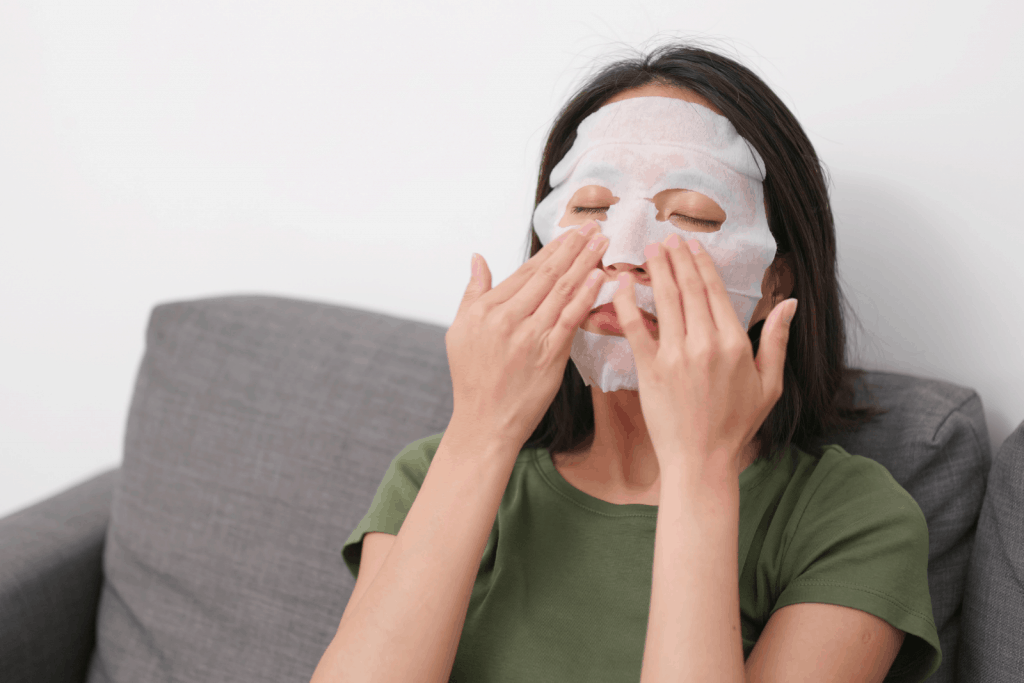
left=2, top=0, right=1021, bottom=519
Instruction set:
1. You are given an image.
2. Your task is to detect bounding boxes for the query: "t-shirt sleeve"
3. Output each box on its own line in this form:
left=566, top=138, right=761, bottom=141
left=773, top=451, right=942, bottom=683
left=340, top=432, right=445, bottom=580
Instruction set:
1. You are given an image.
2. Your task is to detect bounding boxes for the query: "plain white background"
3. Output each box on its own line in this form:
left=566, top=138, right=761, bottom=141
left=2, top=0, right=1021, bottom=519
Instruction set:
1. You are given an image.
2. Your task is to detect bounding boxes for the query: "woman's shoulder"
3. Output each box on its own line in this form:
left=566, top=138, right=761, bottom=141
left=763, top=442, right=930, bottom=554
left=803, top=443, right=919, bottom=502
left=388, top=431, right=539, bottom=475
left=781, top=442, right=928, bottom=538
left=400, top=431, right=446, bottom=460
left=379, top=432, right=447, bottom=488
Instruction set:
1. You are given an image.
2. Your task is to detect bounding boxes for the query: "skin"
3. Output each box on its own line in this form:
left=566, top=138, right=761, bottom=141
left=551, top=82, right=795, bottom=506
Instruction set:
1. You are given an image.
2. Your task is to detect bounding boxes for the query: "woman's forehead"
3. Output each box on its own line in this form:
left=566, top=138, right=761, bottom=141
left=574, top=144, right=696, bottom=187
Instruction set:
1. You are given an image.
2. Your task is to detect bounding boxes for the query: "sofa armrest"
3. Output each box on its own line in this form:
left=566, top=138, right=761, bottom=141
left=0, top=468, right=119, bottom=683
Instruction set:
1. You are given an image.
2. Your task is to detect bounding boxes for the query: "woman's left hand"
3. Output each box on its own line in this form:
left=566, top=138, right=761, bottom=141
left=612, top=234, right=798, bottom=485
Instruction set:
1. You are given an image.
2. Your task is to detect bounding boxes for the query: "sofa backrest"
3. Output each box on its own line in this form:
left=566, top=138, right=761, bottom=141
left=87, top=296, right=455, bottom=683
left=87, top=295, right=992, bottom=683
left=957, top=418, right=1024, bottom=682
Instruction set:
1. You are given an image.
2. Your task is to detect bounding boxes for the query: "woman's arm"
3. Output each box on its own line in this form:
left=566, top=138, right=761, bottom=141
left=311, top=422, right=520, bottom=683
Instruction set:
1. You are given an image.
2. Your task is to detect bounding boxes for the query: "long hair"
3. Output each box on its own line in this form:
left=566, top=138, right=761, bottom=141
left=522, top=42, right=887, bottom=468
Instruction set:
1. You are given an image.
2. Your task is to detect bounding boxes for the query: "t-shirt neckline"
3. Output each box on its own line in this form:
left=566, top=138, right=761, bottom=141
left=533, top=445, right=776, bottom=517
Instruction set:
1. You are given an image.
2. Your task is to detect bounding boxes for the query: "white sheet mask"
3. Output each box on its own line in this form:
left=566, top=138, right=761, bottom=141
left=532, top=96, right=777, bottom=392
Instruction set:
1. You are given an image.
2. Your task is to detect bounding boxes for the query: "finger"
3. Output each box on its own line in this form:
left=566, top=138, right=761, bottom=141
left=685, top=239, right=745, bottom=338
left=643, top=241, right=685, bottom=341
left=504, top=223, right=600, bottom=321
left=611, top=272, right=658, bottom=363
left=548, top=266, right=609, bottom=353
left=663, top=235, right=714, bottom=338
left=531, top=231, right=609, bottom=331
left=479, top=227, right=580, bottom=311
left=455, top=252, right=493, bottom=320
left=754, top=298, right=798, bottom=400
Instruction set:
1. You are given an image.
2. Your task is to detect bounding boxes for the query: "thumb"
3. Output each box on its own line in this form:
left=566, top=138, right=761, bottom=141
left=458, top=253, right=492, bottom=312
left=755, top=298, right=798, bottom=391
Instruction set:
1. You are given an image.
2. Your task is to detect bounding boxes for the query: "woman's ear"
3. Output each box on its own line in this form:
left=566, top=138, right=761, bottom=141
left=747, top=251, right=794, bottom=332
left=774, top=251, right=795, bottom=301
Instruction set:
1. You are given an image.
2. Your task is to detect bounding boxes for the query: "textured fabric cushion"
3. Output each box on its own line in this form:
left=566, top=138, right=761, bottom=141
left=958, top=418, right=1024, bottom=682
left=817, top=372, right=991, bottom=683
left=86, top=296, right=454, bottom=683
left=87, top=294, right=992, bottom=682
left=0, top=469, right=117, bottom=683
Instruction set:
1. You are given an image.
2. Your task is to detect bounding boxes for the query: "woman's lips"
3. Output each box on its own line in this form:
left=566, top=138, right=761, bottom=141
left=588, top=303, right=658, bottom=336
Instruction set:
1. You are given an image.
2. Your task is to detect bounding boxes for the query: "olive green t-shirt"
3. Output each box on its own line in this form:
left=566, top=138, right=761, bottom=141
left=342, top=432, right=941, bottom=682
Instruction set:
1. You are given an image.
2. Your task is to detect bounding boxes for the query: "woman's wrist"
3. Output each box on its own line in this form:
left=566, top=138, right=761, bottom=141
left=444, top=413, right=525, bottom=466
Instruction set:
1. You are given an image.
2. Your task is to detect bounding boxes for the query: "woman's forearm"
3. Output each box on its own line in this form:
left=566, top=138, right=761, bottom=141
left=312, top=424, right=521, bottom=683
left=640, top=463, right=746, bottom=683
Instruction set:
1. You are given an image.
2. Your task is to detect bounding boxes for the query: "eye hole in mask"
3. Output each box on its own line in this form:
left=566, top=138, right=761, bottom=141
left=559, top=185, right=727, bottom=233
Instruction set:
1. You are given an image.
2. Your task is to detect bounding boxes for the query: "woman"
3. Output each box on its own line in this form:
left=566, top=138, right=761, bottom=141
left=314, top=44, right=941, bottom=683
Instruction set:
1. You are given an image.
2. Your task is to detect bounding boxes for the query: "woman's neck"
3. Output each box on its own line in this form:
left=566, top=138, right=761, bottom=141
left=557, top=385, right=758, bottom=497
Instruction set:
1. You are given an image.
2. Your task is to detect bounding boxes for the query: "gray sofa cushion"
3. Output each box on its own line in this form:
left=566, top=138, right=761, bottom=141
left=86, top=296, right=454, bottom=683
left=958, top=418, right=1024, bottom=681
left=86, top=294, right=991, bottom=683
left=0, top=469, right=117, bottom=683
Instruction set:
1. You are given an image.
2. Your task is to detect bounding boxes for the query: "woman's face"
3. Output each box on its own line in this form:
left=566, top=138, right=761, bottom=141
left=563, top=82, right=793, bottom=337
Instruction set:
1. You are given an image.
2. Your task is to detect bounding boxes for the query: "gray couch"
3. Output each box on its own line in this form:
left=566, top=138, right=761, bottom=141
left=1, top=295, right=1021, bottom=682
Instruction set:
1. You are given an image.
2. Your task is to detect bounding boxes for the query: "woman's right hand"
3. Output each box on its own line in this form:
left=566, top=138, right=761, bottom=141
left=445, top=221, right=610, bottom=449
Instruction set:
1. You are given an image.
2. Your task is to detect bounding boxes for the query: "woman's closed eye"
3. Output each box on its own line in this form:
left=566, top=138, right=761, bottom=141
left=571, top=205, right=721, bottom=229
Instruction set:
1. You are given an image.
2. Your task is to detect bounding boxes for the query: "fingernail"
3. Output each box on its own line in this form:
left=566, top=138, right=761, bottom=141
left=687, top=239, right=701, bottom=254
left=471, top=253, right=479, bottom=276
left=617, top=273, right=630, bottom=285
left=643, top=243, right=660, bottom=260
left=666, top=234, right=682, bottom=249
left=784, top=298, right=798, bottom=324
left=580, top=221, right=598, bottom=237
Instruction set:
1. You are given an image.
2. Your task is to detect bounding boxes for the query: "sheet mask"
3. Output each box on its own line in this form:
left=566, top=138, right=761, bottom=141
left=532, top=96, right=777, bottom=392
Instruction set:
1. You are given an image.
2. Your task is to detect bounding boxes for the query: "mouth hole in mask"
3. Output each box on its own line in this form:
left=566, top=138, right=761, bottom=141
left=584, top=303, right=659, bottom=341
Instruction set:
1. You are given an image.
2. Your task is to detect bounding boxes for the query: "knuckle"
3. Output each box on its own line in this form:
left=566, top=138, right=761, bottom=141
left=466, top=304, right=486, bottom=325
left=538, top=261, right=561, bottom=282
left=552, top=276, right=576, bottom=299
left=724, top=336, right=749, bottom=359
left=689, top=340, right=713, bottom=362
left=492, top=309, right=515, bottom=332
left=510, top=325, right=533, bottom=349
left=623, top=316, right=646, bottom=335
left=709, top=281, right=728, bottom=300
left=697, top=254, right=719, bottom=276
left=662, top=347, right=684, bottom=368
left=556, top=311, right=578, bottom=335
left=679, top=270, right=701, bottom=288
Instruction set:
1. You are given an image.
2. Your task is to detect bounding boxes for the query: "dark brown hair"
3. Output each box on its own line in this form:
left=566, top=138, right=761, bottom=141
left=522, top=42, right=886, bottom=469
